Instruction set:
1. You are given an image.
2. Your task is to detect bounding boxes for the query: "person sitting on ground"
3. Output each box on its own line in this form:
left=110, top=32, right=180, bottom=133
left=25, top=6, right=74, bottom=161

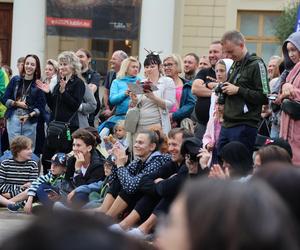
left=6, top=153, right=73, bottom=213
left=111, top=130, right=209, bottom=239
left=0, top=136, right=38, bottom=206
left=68, top=155, right=115, bottom=210
left=158, top=178, right=300, bottom=250
left=64, top=128, right=105, bottom=208
left=253, top=144, right=292, bottom=170
left=203, top=141, right=253, bottom=180
left=96, top=130, right=171, bottom=219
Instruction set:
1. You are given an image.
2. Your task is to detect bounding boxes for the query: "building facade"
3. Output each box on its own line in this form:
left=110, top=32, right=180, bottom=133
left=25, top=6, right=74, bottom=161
left=0, top=0, right=291, bottom=75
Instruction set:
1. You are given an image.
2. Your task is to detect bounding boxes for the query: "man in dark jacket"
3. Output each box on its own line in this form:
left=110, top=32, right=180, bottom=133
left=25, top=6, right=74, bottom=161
left=217, top=30, right=269, bottom=156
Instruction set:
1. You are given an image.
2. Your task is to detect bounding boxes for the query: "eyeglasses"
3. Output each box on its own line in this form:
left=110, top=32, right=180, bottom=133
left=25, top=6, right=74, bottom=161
left=163, top=63, right=175, bottom=68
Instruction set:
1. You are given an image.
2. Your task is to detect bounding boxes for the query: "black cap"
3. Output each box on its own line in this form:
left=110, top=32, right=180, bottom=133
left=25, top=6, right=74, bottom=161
left=180, top=137, right=202, bottom=156
left=51, top=153, right=68, bottom=167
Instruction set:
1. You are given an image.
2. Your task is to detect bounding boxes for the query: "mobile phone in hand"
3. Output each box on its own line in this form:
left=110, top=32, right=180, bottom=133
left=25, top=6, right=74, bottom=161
left=44, top=188, right=59, bottom=195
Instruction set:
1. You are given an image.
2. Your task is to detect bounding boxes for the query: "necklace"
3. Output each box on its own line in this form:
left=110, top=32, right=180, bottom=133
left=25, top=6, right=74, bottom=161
left=21, top=79, right=33, bottom=102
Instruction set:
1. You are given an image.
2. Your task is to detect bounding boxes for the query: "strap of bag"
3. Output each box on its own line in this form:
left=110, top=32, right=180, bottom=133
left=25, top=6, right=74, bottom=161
left=290, top=68, right=300, bottom=85
left=257, top=118, right=271, bottom=136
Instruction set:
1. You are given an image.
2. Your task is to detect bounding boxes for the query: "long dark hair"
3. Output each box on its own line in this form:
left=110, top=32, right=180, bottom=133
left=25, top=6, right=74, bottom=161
left=21, top=54, right=41, bottom=79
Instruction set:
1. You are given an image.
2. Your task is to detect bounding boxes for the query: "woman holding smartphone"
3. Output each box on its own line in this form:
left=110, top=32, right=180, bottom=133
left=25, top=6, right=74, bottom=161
left=37, top=51, right=85, bottom=174
left=130, top=52, right=176, bottom=136
left=2, top=54, right=46, bottom=150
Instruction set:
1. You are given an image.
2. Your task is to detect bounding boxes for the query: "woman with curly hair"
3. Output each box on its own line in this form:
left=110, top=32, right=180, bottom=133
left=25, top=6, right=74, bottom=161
left=37, top=51, right=85, bottom=174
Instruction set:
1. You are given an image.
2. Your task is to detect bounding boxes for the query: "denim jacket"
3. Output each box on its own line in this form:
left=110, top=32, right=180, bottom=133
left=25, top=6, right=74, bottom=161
left=172, top=78, right=196, bottom=123
left=2, top=76, right=46, bottom=123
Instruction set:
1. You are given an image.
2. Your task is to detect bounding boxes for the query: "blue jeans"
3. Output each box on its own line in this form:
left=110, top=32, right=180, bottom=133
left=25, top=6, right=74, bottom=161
left=36, top=183, right=57, bottom=207
left=7, top=113, right=37, bottom=150
left=217, top=125, right=257, bottom=158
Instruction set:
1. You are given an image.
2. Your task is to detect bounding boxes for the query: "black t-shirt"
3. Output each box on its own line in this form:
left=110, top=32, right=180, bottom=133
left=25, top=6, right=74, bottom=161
left=82, top=69, right=101, bottom=113
left=16, top=79, right=33, bottom=101
left=194, top=67, right=216, bottom=125
left=104, top=71, right=116, bottom=90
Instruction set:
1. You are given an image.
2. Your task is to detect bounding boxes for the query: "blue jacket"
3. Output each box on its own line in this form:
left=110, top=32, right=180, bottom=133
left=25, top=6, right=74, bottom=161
left=1, top=76, right=46, bottom=123
left=172, top=79, right=196, bottom=123
left=109, top=76, right=141, bottom=116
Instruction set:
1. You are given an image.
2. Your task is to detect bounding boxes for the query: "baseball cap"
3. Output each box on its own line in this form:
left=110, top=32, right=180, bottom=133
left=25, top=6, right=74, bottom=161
left=51, top=153, right=68, bottom=167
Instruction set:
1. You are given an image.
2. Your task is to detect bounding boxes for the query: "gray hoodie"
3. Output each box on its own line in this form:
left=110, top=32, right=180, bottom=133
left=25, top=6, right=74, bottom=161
left=282, top=31, right=300, bottom=68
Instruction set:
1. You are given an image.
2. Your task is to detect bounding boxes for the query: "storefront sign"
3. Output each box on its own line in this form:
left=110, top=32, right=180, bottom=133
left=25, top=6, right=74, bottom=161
left=46, top=0, right=141, bottom=39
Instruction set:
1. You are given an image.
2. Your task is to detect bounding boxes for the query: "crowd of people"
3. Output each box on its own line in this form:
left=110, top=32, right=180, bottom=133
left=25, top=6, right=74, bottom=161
left=0, top=29, right=300, bottom=249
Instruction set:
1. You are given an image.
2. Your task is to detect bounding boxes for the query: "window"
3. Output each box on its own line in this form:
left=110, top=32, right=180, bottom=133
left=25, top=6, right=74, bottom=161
left=237, top=11, right=281, bottom=63
left=91, top=39, right=137, bottom=77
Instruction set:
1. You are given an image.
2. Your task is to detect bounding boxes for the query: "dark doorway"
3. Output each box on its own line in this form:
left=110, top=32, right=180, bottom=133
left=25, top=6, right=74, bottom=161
left=0, top=3, right=13, bottom=66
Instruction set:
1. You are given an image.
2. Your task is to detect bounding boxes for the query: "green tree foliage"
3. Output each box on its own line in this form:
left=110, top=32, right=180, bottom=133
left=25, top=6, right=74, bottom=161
left=274, top=3, right=299, bottom=43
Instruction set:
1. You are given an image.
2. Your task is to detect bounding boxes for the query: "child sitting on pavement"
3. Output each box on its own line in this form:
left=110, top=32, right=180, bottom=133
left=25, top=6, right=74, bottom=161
left=65, top=155, right=115, bottom=209
left=0, top=136, right=38, bottom=207
left=7, top=153, right=73, bottom=213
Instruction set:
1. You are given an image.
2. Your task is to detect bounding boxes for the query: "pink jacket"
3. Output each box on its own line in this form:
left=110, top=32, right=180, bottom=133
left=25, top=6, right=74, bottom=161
left=280, top=61, right=300, bottom=166
left=202, top=114, right=222, bottom=149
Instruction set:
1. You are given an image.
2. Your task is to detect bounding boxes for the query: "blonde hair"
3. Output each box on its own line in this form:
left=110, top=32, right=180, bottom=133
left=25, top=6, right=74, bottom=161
left=117, top=56, right=139, bottom=79
left=163, top=54, right=183, bottom=73
left=46, top=59, right=59, bottom=73
left=114, top=120, right=125, bottom=130
left=58, top=51, right=82, bottom=77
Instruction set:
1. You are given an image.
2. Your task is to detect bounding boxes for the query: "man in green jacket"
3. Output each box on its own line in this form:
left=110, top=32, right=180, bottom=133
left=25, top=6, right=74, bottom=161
left=217, top=30, right=269, bottom=157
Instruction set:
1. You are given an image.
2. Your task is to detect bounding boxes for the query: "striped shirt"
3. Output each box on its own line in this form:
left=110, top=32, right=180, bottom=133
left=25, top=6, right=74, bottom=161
left=27, top=172, right=72, bottom=198
left=0, top=159, right=39, bottom=197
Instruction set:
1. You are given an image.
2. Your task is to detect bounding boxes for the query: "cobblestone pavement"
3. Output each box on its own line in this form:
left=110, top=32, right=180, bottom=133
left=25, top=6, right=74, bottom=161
left=0, top=208, right=32, bottom=243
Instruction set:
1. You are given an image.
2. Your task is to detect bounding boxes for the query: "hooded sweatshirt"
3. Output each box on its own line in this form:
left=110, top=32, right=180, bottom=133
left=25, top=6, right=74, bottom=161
left=272, top=32, right=300, bottom=94
left=282, top=31, right=300, bottom=68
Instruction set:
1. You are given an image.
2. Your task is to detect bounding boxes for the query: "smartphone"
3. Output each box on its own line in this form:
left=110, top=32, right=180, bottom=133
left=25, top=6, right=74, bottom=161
left=268, top=95, right=277, bottom=101
left=44, top=188, right=59, bottom=195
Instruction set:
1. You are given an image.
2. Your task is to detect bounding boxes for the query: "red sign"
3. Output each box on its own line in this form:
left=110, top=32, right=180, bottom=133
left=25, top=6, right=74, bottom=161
left=46, top=17, right=92, bottom=28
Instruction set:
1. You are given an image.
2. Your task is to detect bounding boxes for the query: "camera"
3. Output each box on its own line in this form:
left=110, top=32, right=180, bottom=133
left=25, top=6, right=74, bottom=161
left=186, top=153, right=200, bottom=163
left=214, top=83, right=226, bottom=105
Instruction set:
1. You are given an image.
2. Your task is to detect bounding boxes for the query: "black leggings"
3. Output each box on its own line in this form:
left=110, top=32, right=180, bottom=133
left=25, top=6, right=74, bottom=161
left=134, top=195, right=174, bottom=222
left=107, top=179, right=143, bottom=211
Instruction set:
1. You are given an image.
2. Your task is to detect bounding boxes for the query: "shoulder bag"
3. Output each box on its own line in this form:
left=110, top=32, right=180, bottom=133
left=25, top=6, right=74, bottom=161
left=47, top=96, right=77, bottom=151
left=124, top=97, right=142, bottom=134
left=281, top=68, right=300, bottom=120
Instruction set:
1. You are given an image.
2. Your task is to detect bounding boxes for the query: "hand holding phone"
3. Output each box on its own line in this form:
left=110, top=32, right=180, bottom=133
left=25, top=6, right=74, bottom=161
left=44, top=188, right=59, bottom=195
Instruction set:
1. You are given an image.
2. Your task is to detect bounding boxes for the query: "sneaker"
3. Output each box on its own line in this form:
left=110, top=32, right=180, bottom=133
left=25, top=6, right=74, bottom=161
left=109, top=223, right=124, bottom=233
left=126, top=228, right=146, bottom=239
left=31, top=202, right=44, bottom=215
left=7, top=203, right=23, bottom=213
